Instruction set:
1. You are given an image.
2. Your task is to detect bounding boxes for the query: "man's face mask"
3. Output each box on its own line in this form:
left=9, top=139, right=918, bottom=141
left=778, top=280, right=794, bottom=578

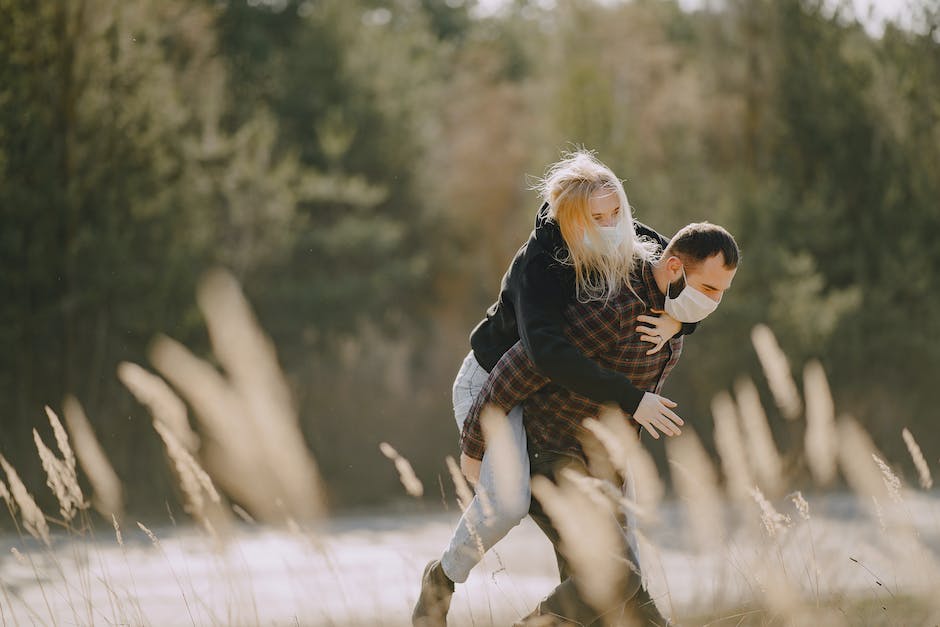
left=664, top=266, right=719, bottom=323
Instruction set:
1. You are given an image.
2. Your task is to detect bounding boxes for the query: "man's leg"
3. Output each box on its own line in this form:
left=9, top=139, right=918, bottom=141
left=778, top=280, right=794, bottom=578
left=523, top=454, right=655, bottom=625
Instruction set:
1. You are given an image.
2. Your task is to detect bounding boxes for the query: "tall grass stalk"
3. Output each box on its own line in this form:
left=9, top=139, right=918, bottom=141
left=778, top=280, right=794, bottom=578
left=112, top=514, right=149, bottom=625
left=379, top=442, right=424, bottom=498
left=711, top=391, right=753, bottom=500
left=750, top=324, right=802, bottom=420
left=137, top=522, right=198, bottom=626
left=901, top=428, right=933, bottom=490
left=0, top=576, right=22, bottom=627
left=61, top=396, right=124, bottom=522
left=803, top=360, right=837, bottom=485
left=530, top=469, right=625, bottom=616
left=443, top=455, right=488, bottom=570
left=789, top=491, right=821, bottom=604
left=734, top=377, right=784, bottom=495
left=0, top=456, right=50, bottom=546
left=480, top=407, right=525, bottom=514
left=667, top=429, right=723, bottom=554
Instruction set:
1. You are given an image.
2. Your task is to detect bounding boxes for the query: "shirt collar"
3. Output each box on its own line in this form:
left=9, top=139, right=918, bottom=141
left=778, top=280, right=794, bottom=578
left=636, top=259, right=666, bottom=311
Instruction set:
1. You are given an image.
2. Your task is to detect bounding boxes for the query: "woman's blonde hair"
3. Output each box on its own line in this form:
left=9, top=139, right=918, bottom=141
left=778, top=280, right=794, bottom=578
left=533, top=150, right=657, bottom=302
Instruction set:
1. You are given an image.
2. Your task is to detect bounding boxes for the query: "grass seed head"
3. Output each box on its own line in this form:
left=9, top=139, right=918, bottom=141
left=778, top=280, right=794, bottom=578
left=734, top=377, right=783, bottom=495
left=112, top=513, right=124, bottom=546
left=667, top=429, right=723, bottom=553
left=379, top=442, right=424, bottom=498
left=838, top=417, right=894, bottom=529
left=872, top=454, right=903, bottom=503
left=137, top=521, right=160, bottom=546
left=789, top=491, right=810, bottom=521
left=480, top=406, right=526, bottom=514
left=901, top=428, right=933, bottom=490
left=595, top=408, right=664, bottom=513
left=154, top=421, right=221, bottom=518
left=10, top=547, right=27, bottom=565
left=445, top=455, right=475, bottom=512
left=44, top=406, right=77, bottom=476
left=0, top=479, right=14, bottom=513
left=750, top=324, right=802, bottom=420
left=34, top=428, right=83, bottom=521
left=750, top=486, right=791, bottom=539
left=530, top=471, right=625, bottom=614
left=711, top=391, right=753, bottom=500
left=0, top=455, right=50, bottom=546
left=63, top=395, right=124, bottom=519
left=803, top=360, right=837, bottom=485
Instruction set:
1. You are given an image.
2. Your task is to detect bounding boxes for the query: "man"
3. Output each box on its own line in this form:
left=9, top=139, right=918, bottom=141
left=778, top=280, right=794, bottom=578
left=415, top=222, right=739, bottom=626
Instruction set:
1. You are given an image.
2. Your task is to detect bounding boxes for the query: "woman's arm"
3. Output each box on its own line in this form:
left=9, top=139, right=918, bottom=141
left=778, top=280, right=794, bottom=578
left=515, top=259, right=647, bottom=413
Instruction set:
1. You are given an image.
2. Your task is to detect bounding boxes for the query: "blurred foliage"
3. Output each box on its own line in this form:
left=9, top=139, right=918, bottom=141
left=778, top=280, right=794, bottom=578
left=1, top=0, right=938, bottom=515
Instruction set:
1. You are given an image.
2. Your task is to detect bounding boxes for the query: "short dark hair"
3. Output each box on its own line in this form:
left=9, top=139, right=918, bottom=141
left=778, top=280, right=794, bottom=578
left=663, top=222, right=739, bottom=268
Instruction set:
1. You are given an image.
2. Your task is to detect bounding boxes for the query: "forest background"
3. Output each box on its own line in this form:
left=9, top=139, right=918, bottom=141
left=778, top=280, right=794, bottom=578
left=2, top=0, right=938, bottom=518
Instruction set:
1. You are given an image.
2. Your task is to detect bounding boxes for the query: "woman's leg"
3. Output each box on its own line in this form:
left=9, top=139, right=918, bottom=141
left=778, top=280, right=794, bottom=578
left=440, top=403, right=531, bottom=583
left=416, top=352, right=526, bottom=625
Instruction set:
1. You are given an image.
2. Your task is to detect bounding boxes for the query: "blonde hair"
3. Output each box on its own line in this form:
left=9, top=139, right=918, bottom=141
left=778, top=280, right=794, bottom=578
left=533, top=150, right=657, bottom=303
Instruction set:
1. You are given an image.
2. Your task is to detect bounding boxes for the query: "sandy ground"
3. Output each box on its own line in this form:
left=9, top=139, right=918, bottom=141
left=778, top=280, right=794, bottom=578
left=1, top=492, right=939, bottom=626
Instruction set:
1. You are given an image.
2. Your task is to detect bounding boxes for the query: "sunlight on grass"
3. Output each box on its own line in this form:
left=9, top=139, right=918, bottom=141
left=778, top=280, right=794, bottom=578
left=1, top=272, right=939, bottom=626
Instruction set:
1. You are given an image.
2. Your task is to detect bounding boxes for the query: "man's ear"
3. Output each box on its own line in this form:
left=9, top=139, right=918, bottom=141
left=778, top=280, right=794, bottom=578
left=665, top=255, right=683, bottom=280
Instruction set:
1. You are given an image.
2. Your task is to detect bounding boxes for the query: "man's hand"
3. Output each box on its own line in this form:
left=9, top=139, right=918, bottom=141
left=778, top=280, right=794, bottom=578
left=460, top=452, right=482, bottom=486
left=636, top=311, right=682, bottom=355
left=633, top=392, right=683, bottom=439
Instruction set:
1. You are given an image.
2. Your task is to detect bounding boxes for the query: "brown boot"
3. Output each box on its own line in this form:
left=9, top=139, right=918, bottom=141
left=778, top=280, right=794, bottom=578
left=412, top=559, right=454, bottom=627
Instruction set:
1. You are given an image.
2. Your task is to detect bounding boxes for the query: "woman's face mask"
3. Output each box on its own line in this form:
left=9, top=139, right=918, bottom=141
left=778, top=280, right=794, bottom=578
left=664, top=267, right=719, bottom=323
left=583, top=226, right=624, bottom=250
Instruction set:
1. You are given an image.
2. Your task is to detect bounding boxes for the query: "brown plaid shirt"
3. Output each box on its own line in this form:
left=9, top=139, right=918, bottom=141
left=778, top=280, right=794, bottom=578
left=461, top=259, right=684, bottom=461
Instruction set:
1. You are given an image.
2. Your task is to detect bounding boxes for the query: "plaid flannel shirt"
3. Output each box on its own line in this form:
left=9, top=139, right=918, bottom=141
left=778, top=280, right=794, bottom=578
left=460, top=259, right=684, bottom=461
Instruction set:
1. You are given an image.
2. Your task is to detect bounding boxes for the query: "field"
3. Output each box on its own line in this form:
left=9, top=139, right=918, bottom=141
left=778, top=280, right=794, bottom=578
left=1, top=492, right=939, bottom=625
left=3, top=274, right=939, bottom=626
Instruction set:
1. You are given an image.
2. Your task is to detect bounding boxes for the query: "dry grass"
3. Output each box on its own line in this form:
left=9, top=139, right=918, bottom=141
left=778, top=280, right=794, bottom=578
left=2, top=274, right=939, bottom=625
left=62, top=395, right=124, bottom=519
left=379, top=441, right=425, bottom=498
left=803, top=360, right=837, bottom=486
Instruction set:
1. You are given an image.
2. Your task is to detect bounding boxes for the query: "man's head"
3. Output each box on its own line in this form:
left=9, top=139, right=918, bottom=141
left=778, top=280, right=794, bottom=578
left=659, top=222, right=739, bottom=320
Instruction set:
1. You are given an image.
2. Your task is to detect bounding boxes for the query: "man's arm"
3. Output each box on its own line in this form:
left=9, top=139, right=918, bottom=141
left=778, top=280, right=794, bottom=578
left=460, top=341, right=549, bottom=461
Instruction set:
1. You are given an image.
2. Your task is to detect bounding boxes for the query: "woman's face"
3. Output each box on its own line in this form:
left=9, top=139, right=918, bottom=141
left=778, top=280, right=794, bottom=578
left=588, top=189, right=621, bottom=227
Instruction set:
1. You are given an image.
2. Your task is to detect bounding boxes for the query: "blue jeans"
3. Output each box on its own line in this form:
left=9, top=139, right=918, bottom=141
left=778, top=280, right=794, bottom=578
left=440, top=351, right=532, bottom=583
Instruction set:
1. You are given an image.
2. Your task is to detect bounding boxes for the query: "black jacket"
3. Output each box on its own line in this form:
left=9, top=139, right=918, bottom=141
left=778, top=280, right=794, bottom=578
left=468, top=203, right=695, bottom=414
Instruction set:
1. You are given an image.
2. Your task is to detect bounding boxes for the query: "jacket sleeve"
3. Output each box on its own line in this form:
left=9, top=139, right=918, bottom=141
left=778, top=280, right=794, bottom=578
left=633, top=219, right=698, bottom=337
left=515, top=257, right=646, bottom=414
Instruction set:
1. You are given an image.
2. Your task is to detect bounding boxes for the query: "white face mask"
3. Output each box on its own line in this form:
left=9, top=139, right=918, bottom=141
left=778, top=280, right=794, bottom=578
left=664, top=267, right=719, bottom=323
left=583, top=226, right=624, bottom=250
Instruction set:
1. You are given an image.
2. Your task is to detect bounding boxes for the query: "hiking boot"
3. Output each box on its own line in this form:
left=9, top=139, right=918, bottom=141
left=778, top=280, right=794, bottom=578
left=412, top=559, right=454, bottom=627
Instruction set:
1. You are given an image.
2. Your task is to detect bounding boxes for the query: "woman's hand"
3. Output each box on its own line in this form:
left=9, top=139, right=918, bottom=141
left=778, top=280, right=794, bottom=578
left=636, top=310, right=682, bottom=355
left=460, top=453, right=482, bottom=486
